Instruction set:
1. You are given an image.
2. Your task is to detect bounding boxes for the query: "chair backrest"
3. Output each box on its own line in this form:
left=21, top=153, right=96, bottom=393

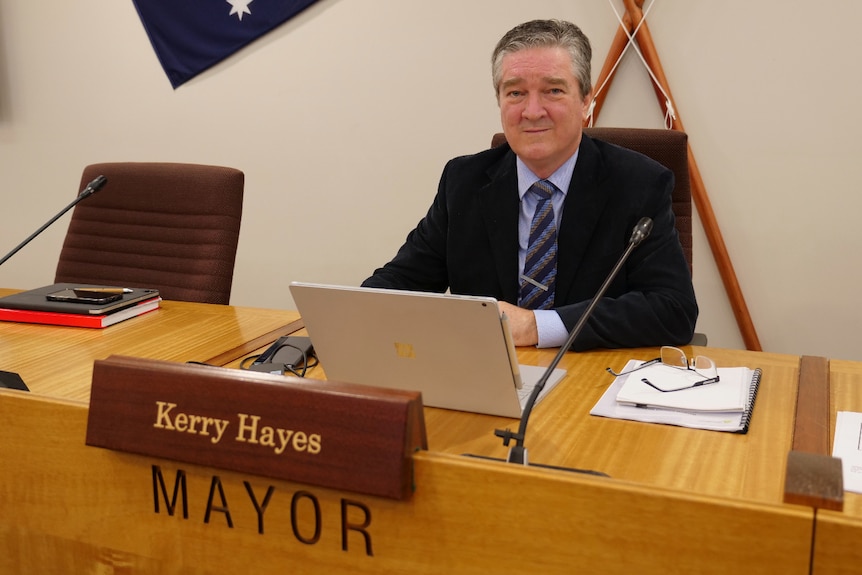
left=491, top=127, right=692, bottom=272
left=55, top=162, right=244, bottom=304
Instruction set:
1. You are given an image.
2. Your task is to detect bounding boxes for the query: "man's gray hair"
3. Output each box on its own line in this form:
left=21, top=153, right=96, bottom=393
left=491, top=19, right=592, bottom=99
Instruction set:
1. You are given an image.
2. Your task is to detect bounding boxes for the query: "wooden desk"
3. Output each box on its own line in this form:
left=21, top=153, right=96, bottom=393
left=423, top=345, right=799, bottom=503
left=809, top=359, right=862, bottom=573
left=296, top=344, right=800, bottom=504
left=0, top=299, right=815, bottom=573
left=0, top=288, right=303, bottom=401
left=0, top=390, right=812, bottom=575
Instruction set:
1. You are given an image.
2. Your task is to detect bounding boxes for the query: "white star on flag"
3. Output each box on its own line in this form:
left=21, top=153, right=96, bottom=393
left=227, top=0, right=253, bottom=21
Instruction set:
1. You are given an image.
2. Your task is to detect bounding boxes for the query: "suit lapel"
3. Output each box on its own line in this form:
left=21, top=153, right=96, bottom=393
left=480, top=150, right=520, bottom=303
left=475, top=137, right=610, bottom=306
left=556, top=135, right=611, bottom=301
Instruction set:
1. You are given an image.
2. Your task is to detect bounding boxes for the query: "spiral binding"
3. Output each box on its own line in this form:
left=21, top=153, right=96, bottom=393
left=735, top=367, right=763, bottom=434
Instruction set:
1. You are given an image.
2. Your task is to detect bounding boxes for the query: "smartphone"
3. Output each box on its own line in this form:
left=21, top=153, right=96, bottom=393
left=46, top=289, right=123, bottom=305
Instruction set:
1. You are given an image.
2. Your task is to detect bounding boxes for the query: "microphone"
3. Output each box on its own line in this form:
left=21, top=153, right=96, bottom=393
left=629, top=216, right=653, bottom=246
left=493, top=216, right=654, bottom=468
left=0, top=175, right=108, bottom=267
left=78, top=175, right=108, bottom=198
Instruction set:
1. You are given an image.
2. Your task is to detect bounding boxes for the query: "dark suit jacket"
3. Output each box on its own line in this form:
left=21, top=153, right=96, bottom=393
left=362, top=134, right=698, bottom=350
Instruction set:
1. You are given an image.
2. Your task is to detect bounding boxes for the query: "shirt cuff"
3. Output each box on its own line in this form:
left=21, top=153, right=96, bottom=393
left=534, top=309, right=569, bottom=348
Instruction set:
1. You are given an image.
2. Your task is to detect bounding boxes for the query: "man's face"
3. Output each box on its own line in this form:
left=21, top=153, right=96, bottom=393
left=497, top=46, right=592, bottom=179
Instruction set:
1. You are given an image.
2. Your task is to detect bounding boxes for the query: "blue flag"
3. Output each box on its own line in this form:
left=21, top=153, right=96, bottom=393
left=132, top=0, right=320, bottom=88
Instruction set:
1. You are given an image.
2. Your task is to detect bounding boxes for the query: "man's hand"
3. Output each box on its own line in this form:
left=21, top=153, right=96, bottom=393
left=498, top=301, right=539, bottom=347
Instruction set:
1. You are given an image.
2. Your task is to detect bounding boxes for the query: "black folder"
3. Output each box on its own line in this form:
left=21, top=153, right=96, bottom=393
left=0, top=283, right=160, bottom=315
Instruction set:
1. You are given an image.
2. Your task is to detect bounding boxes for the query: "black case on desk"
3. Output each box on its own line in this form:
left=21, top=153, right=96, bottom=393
left=0, top=283, right=160, bottom=315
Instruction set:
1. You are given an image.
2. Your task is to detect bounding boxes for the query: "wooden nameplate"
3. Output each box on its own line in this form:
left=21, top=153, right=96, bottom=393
left=86, top=355, right=427, bottom=500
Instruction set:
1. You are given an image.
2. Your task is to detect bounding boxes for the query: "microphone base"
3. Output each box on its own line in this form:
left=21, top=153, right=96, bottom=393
left=461, top=453, right=609, bottom=477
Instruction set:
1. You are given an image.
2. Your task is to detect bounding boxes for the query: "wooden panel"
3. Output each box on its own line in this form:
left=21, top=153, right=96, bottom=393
left=0, top=390, right=813, bottom=575
left=792, top=355, right=831, bottom=453
left=813, top=511, right=862, bottom=574
left=812, top=360, right=862, bottom=573
left=783, top=356, right=843, bottom=510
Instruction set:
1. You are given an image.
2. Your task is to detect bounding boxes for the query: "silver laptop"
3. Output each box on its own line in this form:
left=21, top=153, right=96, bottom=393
left=289, top=282, right=566, bottom=418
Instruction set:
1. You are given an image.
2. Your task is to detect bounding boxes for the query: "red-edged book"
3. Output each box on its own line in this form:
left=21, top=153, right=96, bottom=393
left=0, top=283, right=162, bottom=328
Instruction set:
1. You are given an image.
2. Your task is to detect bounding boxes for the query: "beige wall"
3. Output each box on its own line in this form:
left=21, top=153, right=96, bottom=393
left=1, top=1, right=860, bottom=359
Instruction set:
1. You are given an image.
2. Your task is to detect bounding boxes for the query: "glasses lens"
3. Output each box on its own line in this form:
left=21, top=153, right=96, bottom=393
left=660, top=346, right=687, bottom=368
left=692, top=355, right=717, bottom=378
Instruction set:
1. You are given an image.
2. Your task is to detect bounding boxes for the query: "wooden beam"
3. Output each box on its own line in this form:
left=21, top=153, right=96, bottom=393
left=784, top=355, right=843, bottom=511
left=589, top=0, right=762, bottom=350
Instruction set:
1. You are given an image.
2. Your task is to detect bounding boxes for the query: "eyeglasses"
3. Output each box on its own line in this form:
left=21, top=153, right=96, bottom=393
left=606, top=346, right=720, bottom=392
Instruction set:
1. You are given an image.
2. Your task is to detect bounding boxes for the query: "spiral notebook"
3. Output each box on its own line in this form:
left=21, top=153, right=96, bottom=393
left=590, top=359, right=762, bottom=434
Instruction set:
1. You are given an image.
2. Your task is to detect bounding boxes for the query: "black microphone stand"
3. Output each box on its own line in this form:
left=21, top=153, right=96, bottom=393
left=494, top=217, right=653, bottom=467
left=0, top=175, right=106, bottom=391
left=0, top=176, right=107, bottom=267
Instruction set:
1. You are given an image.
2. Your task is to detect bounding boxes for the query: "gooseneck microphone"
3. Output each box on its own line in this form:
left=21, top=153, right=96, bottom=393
left=0, top=175, right=108, bottom=267
left=494, top=216, right=654, bottom=468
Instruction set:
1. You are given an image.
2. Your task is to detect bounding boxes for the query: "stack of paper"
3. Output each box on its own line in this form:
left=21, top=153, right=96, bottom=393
left=590, top=359, right=762, bottom=433
left=832, top=411, right=862, bottom=494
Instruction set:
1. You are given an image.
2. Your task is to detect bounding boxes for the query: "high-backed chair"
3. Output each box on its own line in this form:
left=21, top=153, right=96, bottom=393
left=54, top=162, right=244, bottom=304
left=492, top=127, right=705, bottom=344
left=491, top=127, right=692, bottom=273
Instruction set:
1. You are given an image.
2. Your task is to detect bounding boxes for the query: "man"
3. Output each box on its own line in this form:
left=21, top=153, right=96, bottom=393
left=362, top=19, right=698, bottom=351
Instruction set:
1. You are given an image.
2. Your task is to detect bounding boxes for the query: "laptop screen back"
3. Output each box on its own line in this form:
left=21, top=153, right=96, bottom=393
left=289, top=282, right=526, bottom=417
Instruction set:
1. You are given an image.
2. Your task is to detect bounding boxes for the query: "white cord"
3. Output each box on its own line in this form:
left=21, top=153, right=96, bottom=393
left=589, top=0, right=676, bottom=128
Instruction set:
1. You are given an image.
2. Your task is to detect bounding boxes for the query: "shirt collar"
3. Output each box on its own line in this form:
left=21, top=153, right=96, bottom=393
left=516, top=149, right=579, bottom=200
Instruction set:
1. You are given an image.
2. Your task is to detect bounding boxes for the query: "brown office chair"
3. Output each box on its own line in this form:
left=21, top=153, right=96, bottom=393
left=54, top=162, right=244, bottom=304
left=491, top=127, right=692, bottom=273
left=492, top=127, right=705, bottom=344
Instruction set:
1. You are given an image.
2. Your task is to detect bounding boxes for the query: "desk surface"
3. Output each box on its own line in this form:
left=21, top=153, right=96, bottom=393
left=296, top=344, right=799, bottom=505
left=0, top=291, right=800, bottom=505
left=0, top=293, right=816, bottom=574
left=0, top=288, right=301, bottom=401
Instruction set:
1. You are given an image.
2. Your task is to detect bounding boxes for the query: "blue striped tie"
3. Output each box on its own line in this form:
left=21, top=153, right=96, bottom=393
left=519, top=180, right=558, bottom=310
